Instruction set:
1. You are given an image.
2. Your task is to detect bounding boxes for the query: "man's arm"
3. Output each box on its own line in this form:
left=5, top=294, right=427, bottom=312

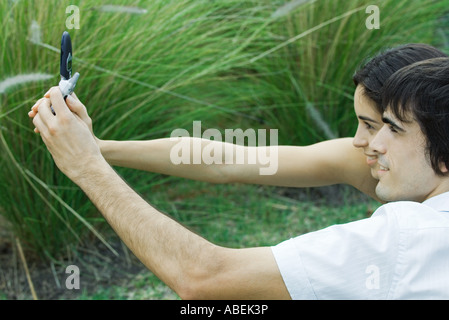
left=76, top=159, right=289, bottom=299
left=32, top=88, right=290, bottom=299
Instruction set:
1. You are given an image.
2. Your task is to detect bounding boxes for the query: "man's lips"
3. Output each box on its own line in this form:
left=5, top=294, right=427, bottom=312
left=377, top=161, right=390, bottom=177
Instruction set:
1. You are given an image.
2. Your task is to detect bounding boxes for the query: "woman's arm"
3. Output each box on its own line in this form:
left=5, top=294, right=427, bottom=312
left=99, top=137, right=379, bottom=200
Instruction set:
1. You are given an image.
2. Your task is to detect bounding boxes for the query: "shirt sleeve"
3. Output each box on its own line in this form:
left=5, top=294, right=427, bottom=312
left=271, top=206, right=400, bottom=299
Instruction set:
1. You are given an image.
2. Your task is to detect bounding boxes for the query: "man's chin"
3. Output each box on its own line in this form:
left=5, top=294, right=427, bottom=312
left=375, top=184, right=395, bottom=203
left=375, top=184, right=421, bottom=203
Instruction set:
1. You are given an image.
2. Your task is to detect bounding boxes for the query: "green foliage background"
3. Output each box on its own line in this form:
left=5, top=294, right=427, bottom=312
left=0, top=0, right=448, bottom=261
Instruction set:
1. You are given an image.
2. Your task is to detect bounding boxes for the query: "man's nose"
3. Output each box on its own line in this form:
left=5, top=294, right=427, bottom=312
left=369, top=125, right=387, bottom=154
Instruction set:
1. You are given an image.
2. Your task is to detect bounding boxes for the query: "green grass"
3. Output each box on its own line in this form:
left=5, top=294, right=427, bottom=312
left=49, top=181, right=378, bottom=300
left=0, top=0, right=448, bottom=296
left=71, top=181, right=377, bottom=300
left=148, top=181, right=377, bottom=248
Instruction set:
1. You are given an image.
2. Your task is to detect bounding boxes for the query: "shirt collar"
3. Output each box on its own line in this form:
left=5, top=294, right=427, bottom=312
left=422, top=191, right=449, bottom=212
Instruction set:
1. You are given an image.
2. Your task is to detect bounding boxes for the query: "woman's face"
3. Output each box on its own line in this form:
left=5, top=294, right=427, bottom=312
left=352, top=85, right=383, bottom=179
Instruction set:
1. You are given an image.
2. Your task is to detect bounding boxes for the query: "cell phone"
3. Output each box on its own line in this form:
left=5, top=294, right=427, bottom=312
left=58, top=31, right=79, bottom=100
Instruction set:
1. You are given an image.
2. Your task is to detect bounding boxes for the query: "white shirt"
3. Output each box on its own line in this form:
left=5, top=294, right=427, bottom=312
left=271, top=191, right=449, bottom=299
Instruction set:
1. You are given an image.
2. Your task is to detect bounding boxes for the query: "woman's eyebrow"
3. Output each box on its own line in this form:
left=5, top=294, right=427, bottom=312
left=358, top=115, right=380, bottom=123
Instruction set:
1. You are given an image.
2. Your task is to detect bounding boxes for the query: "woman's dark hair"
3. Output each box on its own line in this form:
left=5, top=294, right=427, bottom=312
left=353, top=44, right=448, bottom=113
left=382, top=57, right=449, bottom=176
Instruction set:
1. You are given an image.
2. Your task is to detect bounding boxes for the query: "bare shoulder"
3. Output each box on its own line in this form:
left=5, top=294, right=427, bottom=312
left=323, top=138, right=379, bottom=200
left=279, top=138, right=380, bottom=200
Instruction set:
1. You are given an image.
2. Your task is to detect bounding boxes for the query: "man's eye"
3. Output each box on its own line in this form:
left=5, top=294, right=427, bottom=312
left=365, top=122, right=374, bottom=130
left=389, top=125, right=398, bottom=133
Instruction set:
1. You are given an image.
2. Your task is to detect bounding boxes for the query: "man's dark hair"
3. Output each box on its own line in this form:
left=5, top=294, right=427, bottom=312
left=353, top=44, right=448, bottom=113
left=382, top=57, right=449, bottom=176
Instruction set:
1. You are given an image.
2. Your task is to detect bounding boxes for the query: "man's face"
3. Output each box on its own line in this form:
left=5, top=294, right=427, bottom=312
left=370, top=108, right=448, bottom=203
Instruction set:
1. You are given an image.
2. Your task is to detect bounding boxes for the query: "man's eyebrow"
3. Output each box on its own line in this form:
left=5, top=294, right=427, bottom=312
left=358, top=115, right=380, bottom=123
left=381, top=115, right=406, bottom=132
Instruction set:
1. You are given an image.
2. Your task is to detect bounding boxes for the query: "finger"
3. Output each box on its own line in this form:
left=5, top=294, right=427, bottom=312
left=32, top=113, right=47, bottom=137
left=65, top=94, right=88, bottom=120
left=29, top=98, right=45, bottom=117
left=49, top=87, right=71, bottom=118
left=70, top=91, right=79, bottom=100
left=43, top=87, right=56, bottom=98
left=37, top=98, right=55, bottom=127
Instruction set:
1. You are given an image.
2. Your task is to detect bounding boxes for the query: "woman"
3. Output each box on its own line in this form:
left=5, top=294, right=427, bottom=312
left=29, top=44, right=447, bottom=201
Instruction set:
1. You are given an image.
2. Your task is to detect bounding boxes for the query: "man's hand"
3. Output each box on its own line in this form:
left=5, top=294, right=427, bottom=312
left=31, top=87, right=104, bottom=181
left=29, top=89, right=96, bottom=139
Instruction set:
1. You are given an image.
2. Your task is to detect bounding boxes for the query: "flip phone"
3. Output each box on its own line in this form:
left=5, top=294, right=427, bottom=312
left=59, top=31, right=79, bottom=99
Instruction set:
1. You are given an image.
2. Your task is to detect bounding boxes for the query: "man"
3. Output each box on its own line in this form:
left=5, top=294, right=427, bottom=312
left=274, top=57, right=449, bottom=299
left=31, top=57, right=449, bottom=299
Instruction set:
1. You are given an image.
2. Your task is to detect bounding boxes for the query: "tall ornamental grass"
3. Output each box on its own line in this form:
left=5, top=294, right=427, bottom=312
left=245, top=0, right=449, bottom=143
left=0, top=0, right=447, bottom=260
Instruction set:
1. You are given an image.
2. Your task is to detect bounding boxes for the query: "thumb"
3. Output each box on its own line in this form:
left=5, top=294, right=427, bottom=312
left=66, top=94, right=87, bottom=116
left=65, top=94, right=94, bottom=135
